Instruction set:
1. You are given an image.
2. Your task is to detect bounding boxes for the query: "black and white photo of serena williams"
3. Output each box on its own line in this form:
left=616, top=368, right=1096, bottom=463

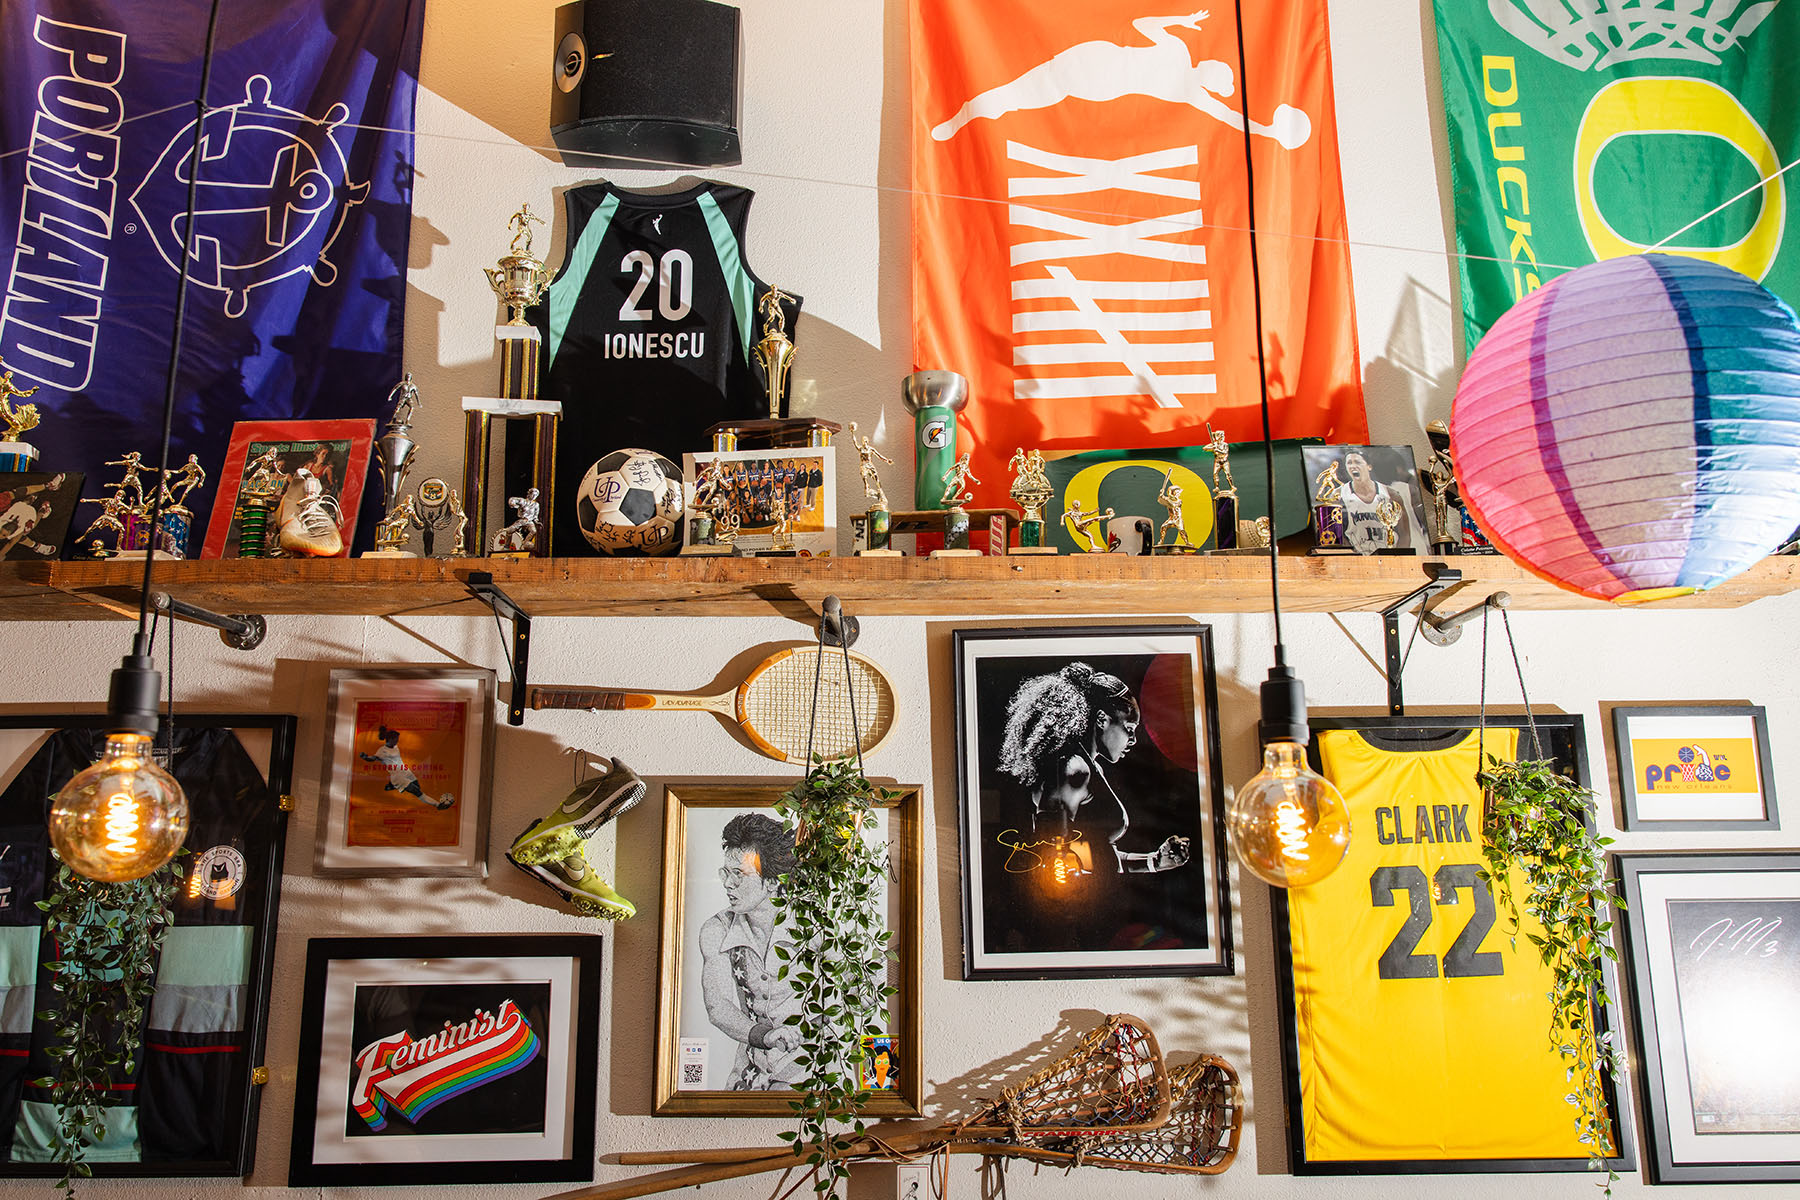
left=954, top=625, right=1233, bottom=979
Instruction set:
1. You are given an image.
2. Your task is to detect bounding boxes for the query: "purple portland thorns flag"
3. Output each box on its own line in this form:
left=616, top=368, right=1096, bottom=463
left=0, top=0, right=424, bottom=553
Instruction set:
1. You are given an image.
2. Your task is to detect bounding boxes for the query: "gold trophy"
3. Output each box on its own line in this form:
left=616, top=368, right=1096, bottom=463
left=850, top=421, right=900, bottom=556
left=754, top=287, right=797, bottom=421
left=0, top=357, right=42, bottom=471
left=466, top=204, right=560, bottom=555
left=1007, top=448, right=1056, bottom=554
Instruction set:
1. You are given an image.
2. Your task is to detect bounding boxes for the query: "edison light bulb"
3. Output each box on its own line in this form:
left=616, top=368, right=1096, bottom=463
left=49, top=732, right=189, bottom=882
left=1227, top=740, right=1350, bottom=888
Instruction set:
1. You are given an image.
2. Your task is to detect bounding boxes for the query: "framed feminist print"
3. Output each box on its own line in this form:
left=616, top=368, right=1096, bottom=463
left=1274, top=714, right=1633, bottom=1175
left=1617, top=853, right=1800, bottom=1184
left=287, top=935, right=600, bottom=1187
left=1612, top=705, right=1779, bottom=831
left=316, top=666, right=495, bottom=877
left=952, top=625, right=1231, bottom=980
left=654, top=783, right=922, bottom=1117
left=0, top=713, right=294, bottom=1181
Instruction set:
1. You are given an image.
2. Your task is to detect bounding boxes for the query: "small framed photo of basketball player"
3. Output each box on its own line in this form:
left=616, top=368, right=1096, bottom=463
left=315, top=666, right=496, bottom=877
left=680, top=446, right=835, bottom=556
left=952, top=624, right=1232, bottom=980
left=287, top=934, right=600, bottom=1187
left=654, top=783, right=922, bottom=1116
left=200, top=419, right=375, bottom=558
left=1299, top=444, right=1428, bottom=555
left=1612, top=705, right=1779, bottom=831
left=0, top=471, right=84, bottom=560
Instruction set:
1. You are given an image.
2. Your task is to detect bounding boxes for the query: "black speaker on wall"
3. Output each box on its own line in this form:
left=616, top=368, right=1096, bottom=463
left=550, top=0, right=742, bottom=167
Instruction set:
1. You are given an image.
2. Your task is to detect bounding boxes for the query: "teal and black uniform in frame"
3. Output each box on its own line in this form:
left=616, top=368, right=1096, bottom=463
left=530, top=181, right=802, bottom=556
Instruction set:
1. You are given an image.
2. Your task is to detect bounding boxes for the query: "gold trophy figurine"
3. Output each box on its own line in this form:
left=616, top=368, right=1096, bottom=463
left=0, top=357, right=41, bottom=471
left=769, top=490, right=795, bottom=552
left=1062, top=498, right=1115, bottom=553
left=849, top=421, right=900, bottom=556
left=1156, top=470, right=1195, bottom=551
left=483, top=204, right=551, bottom=325
left=753, top=287, right=797, bottom=420
left=1007, top=447, right=1057, bottom=554
left=1376, top=495, right=1403, bottom=550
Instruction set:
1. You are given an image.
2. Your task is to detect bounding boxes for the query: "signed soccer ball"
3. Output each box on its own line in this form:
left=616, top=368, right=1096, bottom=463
left=576, top=449, right=683, bottom=555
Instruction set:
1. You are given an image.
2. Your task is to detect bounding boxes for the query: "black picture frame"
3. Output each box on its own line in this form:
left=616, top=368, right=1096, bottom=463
left=952, top=624, right=1232, bottom=980
left=1271, top=713, right=1634, bottom=1176
left=288, top=934, right=600, bottom=1187
left=1616, top=852, right=1800, bottom=1184
left=1611, top=705, right=1779, bottom=832
left=0, top=712, right=295, bottom=1180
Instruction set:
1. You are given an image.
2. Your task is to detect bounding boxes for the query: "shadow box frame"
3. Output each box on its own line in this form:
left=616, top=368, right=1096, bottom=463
left=1611, top=704, right=1779, bottom=832
left=1272, top=713, right=1636, bottom=1176
left=654, top=782, right=923, bottom=1117
left=288, top=933, right=601, bottom=1187
left=315, top=665, right=496, bottom=878
left=0, top=711, right=295, bottom=1180
left=1616, top=852, right=1800, bottom=1184
left=952, top=623, right=1233, bottom=981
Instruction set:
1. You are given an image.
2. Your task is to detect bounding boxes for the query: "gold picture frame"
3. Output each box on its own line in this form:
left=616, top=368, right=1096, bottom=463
left=654, top=783, right=922, bottom=1117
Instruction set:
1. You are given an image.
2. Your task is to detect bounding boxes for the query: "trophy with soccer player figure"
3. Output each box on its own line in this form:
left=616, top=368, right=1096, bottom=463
left=935, top=452, right=982, bottom=556
left=1313, top=460, right=1348, bottom=550
left=1007, top=447, right=1056, bottom=554
left=0, top=358, right=42, bottom=472
left=849, top=421, right=900, bottom=556
left=365, top=373, right=423, bottom=558
left=483, top=204, right=550, bottom=326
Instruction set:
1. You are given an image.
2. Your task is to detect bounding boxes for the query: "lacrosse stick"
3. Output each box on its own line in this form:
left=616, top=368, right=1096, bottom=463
left=582, top=1014, right=1169, bottom=1199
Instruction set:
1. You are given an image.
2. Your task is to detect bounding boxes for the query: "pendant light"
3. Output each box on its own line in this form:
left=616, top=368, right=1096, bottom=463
left=50, top=0, right=224, bottom=882
left=1219, top=0, right=1350, bottom=888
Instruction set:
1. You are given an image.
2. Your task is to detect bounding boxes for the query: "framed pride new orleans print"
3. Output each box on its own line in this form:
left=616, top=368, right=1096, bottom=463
left=953, top=624, right=1230, bottom=979
left=1612, top=705, right=1779, bottom=832
left=288, top=935, right=600, bottom=1187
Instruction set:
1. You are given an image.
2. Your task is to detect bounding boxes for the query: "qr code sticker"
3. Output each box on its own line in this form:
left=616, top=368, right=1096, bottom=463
left=681, top=1063, right=703, bottom=1086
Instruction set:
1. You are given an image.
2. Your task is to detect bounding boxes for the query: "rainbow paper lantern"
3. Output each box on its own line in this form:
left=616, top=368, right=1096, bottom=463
left=1450, top=254, right=1800, bottom=604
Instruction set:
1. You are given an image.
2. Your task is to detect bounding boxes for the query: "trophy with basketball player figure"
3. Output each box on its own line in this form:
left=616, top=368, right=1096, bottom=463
left=849, top=421, right=900, bottom=556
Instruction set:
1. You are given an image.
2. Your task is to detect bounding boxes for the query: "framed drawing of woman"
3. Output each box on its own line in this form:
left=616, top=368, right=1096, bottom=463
left=953, top=624, right=1231, bottom=979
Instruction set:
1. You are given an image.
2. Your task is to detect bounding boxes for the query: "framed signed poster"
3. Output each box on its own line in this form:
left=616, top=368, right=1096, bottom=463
left=953, top=624, right=1231, bottom=979
left=316, top=666, right=495, bottom=876
left=288, top=935, right=599, bottom=1187
left=653, top=783, right=922, bottom=1116
left=1612, top=705, right=1779, bottom=831
left=1617, top=853, right=1800, bottom=1184
left=1273, top=714, right=1632, bottom=1174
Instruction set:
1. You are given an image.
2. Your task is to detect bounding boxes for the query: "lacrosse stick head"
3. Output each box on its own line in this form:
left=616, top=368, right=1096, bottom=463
left=962, top=1013, right=1170, bottom=1138
left=1030, top=1054, right=1242, bottom=1174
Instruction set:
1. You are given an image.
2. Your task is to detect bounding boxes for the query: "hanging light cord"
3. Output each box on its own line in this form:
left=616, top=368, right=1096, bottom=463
left=131, top=0, right=225, bottom=661
left=1231, top=0, right=1283, bottom=664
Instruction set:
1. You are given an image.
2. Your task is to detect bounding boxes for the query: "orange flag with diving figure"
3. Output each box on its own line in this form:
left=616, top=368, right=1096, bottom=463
left=911, top=2, right=1367, bottom=508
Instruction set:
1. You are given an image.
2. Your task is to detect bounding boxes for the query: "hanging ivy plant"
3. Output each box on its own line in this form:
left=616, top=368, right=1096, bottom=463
left=35, top=857, right=182, bottom=1199
left=772, top=758, right=895, bottom=1197
left=1477, top=755, right=1624, bottom=1191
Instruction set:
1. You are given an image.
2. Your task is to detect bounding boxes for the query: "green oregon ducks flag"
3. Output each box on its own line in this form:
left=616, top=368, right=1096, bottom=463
left=1431, top=1, right=1800, bottom=349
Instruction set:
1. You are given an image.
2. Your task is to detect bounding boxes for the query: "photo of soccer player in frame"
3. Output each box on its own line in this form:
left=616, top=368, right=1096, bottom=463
left=287, top=934, right=600, bottom=1187
left=1271, top=713, right=1634, bottom=1176
left=953, top=624, right=1231, bottom=980
left=0, top=471, right=83, bottom=560
left=680, top=446, right=834, bottom=555
left=653, top=783, right=922, bottom=1117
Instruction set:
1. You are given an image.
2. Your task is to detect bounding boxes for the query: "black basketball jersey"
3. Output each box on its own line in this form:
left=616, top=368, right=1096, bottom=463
left=531, top=181, right=801, bottom=556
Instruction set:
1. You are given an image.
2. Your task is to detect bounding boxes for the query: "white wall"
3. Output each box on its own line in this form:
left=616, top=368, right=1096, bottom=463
left=8, top=1, right=1800, bottom=1197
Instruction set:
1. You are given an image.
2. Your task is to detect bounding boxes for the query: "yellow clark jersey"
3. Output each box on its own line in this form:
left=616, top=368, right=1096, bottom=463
left=1286, top=728, right=1589, bottom=1163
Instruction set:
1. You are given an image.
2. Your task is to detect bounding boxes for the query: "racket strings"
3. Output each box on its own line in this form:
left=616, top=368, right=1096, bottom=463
left=748, top=653, right=893, bottom=762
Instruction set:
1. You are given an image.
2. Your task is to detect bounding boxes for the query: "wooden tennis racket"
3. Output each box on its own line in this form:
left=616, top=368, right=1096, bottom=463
left=531, top=645, right=896, bottom=764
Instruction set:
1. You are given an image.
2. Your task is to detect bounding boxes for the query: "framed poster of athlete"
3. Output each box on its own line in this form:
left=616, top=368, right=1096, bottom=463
left=653, top=783, right=923, bottom=1116
left=1611, top=705, right=1779, bottom=831
left=315, top=666, right=496, bottom=877
left=0, top=713, right=294, bottom=1180
left=953, top=624, right=1231, bottom=980
left=1272, top=714, right=1634, bottom=1174
left=287, top=934, right=600, bottom=1187
left=1617, top=853, right=1800, bottom=1184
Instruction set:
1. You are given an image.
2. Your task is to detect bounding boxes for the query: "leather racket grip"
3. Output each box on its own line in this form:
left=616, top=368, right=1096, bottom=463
left=531, top=689, right=647, bottom=711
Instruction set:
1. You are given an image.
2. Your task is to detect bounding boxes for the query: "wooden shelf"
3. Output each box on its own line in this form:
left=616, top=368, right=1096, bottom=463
left=3, top=554, right=1798, bottom=622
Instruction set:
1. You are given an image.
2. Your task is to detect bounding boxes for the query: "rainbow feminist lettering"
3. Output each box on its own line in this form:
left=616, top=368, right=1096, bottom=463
left=349, top=998, right=541, bottom=1130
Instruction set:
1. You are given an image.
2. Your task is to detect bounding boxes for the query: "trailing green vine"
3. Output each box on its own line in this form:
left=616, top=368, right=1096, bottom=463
left=1477, top=755, right=1624, bottom=1192
left=35, top=857, right=182, bottom=1199
left=772, top=758, right=895, bottom=1197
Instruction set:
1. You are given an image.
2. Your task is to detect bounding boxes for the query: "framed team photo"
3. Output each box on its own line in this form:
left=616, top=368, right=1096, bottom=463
left=654, top=783, right=922, bottom=1117
left=680, top=446, right=835, bottom=556
left=315, top=666, right=495, bottom=877
left=287, top=934, right=600, bottom=1187
left=1274, top=714, right=1633, bottom=1175
left=200, top=419, right=375, bottom=558
left=952, top=624, right=1231, bottom=980
left=0, top=471, right=84, bottom=560
left=1300, top=444, right=1427, bottom=554
left=0, top=712, right=294, bottom=1182
left=1616, top=853, right=1800, bottom=1184
left=1612, top=705, right=1779, bottom=831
